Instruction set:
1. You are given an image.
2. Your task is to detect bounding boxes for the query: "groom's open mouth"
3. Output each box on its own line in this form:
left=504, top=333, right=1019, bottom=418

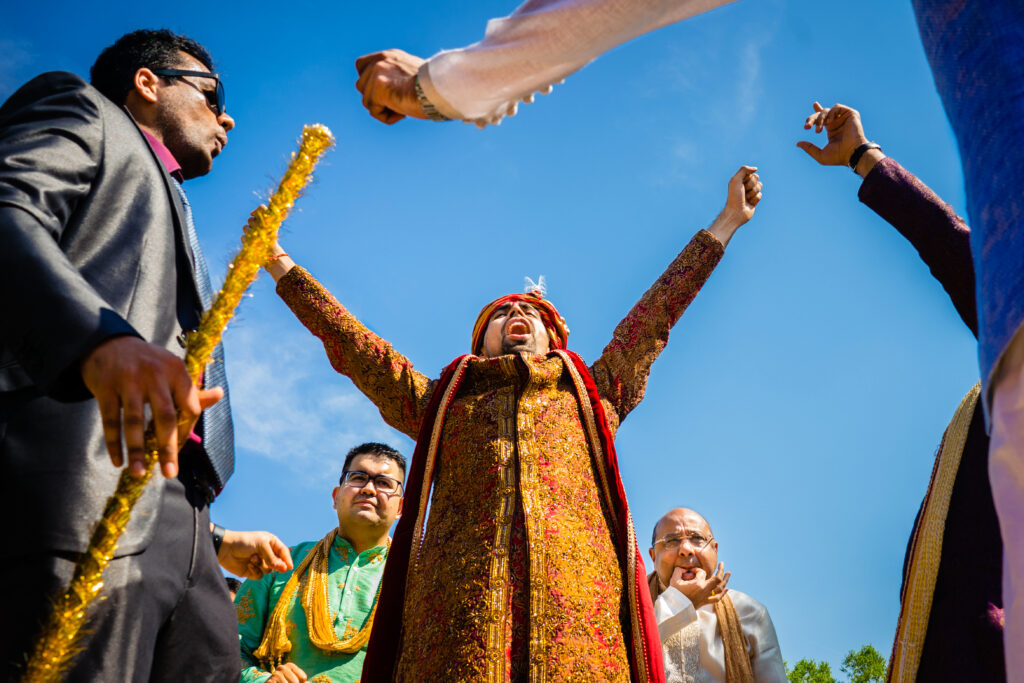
left=505, top=318, right=531, bottom=341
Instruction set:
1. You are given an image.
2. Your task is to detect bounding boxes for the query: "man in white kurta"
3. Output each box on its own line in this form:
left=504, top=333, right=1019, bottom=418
left=649, top=508, right=786, bottom=682
left=353, top=0, right=738, bottom=127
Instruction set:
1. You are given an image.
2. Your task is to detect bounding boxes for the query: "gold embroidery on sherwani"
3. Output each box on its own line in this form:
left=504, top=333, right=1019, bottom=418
left=558, top=351, right=617, bottom=519
left=393, top=356, right=631, bottom=681
left=625, top=512, right=649, bottom=677
left=396, top=355, right=473, bottom=677
left=517, top=355, right=548, bottom=682
left=662, top=620, right=702, bottom=683
left=558, top=350, right=648, bottom=681
left=409, top=356, right=472, bottom=567
left=485, top=359, right=518, bottom=680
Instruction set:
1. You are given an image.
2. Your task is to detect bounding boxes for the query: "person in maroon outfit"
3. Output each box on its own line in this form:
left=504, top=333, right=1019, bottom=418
left=799, top=102, right=1004, bottom=681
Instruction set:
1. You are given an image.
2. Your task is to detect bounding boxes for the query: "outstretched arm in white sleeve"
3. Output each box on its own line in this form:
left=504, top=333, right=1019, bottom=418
left=354, top=0, right=737, bottom=127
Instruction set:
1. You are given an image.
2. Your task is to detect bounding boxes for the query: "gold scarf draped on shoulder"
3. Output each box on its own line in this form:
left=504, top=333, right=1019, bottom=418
left=253, top=529, right=388, bottom=669
left=648, top=571, right=664, bottom=603
left=888, top=382, right=981, bottom=682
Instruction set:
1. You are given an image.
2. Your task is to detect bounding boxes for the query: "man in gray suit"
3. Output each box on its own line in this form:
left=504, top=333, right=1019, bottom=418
left=0, top=29, right=252, bottom=680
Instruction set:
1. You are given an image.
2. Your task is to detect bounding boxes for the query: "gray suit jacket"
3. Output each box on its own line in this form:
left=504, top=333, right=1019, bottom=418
left=0, top=71, right=206, bottom=557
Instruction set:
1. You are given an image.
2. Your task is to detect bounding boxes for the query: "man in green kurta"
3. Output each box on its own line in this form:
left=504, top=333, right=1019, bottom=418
left=235, top=443, right=405, bottom=683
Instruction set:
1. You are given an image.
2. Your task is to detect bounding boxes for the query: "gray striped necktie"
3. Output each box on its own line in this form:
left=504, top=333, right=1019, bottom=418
left=170, top=177, right=235, bottom=490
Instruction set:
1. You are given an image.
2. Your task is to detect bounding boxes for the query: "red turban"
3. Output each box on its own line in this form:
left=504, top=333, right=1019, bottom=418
left=471, top=291, right=570, bottom=355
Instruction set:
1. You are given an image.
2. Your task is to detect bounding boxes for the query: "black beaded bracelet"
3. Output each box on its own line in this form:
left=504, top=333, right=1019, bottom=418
left=211, top=523, right=226, bottom=554
left=849, top=142, right=882, bottom=172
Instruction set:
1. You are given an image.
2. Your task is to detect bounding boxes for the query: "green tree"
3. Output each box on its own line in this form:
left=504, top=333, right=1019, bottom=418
left=840, top=644, right=887, bottom=683
left=786, top=658, right=835, bottom=683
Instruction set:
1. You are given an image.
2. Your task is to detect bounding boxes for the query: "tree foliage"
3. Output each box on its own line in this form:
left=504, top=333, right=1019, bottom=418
left=785, top=643, right=887, bottom=683
left=840, top=644, right=887, bottom=683
left=786, top=658, right=835, bottom=683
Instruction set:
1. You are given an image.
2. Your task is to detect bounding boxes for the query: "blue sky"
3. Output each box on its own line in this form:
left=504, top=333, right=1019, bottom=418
left=2, top=0, right=977, bottom=673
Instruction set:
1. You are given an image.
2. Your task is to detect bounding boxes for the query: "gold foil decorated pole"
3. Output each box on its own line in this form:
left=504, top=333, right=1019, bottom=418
left=22, top=123, right=335, bottom=683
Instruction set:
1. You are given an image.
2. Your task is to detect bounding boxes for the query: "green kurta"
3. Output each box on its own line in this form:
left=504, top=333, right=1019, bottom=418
left=235, top=534, right=388, bottom=683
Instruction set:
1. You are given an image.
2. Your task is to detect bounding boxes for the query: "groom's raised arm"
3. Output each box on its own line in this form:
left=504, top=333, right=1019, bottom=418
left=266, top=253, right=436, bottom=439
left=591, top=166, right=761, bottom=426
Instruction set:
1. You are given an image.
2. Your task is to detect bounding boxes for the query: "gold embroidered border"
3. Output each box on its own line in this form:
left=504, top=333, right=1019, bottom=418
left=399, top=356, right=473, bottom=677
left=486, top=360, right=519, bottom=681
left=555, top=352, right=617, bottom=521
left=625, top=510, right=649, bottom=677
left=515, top=358, right=547, bottom=682
left=408, top=356, right=472, bottom=573
left=556, top=350, right=648, bottom=682
left=888, top=382, right=980, bottom=683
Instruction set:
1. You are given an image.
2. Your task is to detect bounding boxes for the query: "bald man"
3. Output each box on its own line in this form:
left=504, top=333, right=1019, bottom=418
left=648, top=508, right=785, bottom=682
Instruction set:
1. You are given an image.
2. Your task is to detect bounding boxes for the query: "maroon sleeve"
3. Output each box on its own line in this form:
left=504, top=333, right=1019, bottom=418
left=858, top=157, right=977, bottom=336
left=590, top=229, right=724, bottom=425
left=276, top=266, right=434, bottom=438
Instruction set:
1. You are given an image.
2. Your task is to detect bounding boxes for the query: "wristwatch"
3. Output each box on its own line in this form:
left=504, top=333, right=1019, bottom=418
left=211, top=523, right=226, bottom=554
left=849, top=142, right=882, bottom=172
left=415, top=73, right=452, bottom=122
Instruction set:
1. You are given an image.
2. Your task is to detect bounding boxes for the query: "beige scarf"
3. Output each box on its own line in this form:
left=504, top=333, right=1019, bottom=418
left=648, top=572, right=754, bottom=682
left=253, top=529, right=387, bottom=669
left=713, top=594, right=754, bottom=683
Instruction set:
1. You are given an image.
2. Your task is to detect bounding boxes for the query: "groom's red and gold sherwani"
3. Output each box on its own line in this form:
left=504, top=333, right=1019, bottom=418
left=276, top=230, right=724, bottom=682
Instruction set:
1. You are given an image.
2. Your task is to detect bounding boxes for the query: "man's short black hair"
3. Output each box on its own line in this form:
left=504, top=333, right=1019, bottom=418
left=225, top=577, right=242, bottom=595
left=341, top=442, right=407, bottom=480
left=90, top=29, right=214, bottom=105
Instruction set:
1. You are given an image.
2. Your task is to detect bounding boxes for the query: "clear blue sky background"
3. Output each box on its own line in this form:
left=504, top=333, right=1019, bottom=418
left=2, top=0, right=978, bottom=674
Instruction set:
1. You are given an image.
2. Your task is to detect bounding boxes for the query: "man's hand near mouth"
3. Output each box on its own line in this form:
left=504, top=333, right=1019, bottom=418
left=670, top=561, right=731, bottom=609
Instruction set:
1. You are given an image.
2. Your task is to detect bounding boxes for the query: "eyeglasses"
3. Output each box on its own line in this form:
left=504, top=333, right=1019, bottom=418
left=152, top=68, right=226, bottom=116
left=340, top=470, right=404, bottom=497
left=654, top=531, right=713, bottom=552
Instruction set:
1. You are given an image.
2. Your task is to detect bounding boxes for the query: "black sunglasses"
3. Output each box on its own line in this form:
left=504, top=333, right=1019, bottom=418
left=151, top=68, right=226, bottom=116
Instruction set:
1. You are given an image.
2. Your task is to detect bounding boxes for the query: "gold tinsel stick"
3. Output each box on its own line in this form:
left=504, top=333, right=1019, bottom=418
left=22, top=124, right=335, bottom=683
